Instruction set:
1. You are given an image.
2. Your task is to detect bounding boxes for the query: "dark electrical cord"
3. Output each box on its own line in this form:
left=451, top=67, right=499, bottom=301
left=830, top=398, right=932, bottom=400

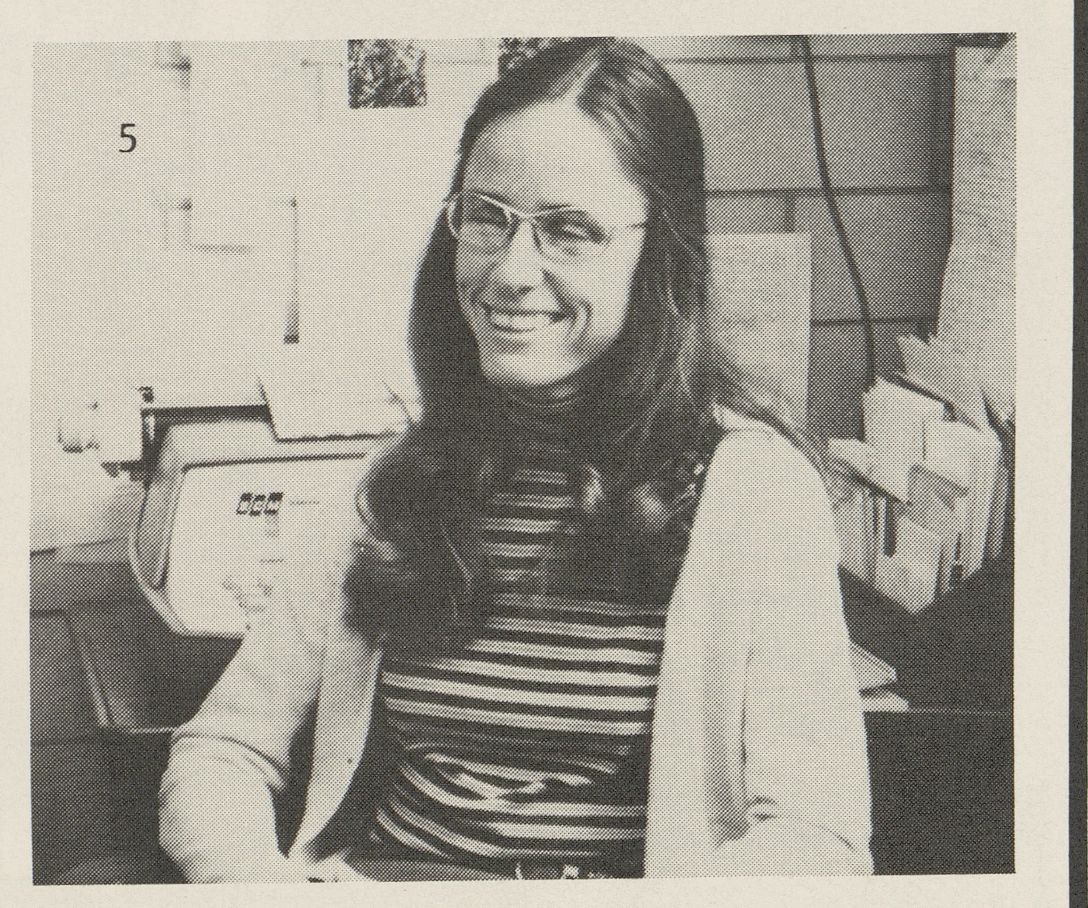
left=798, top=35, right=878, bottom=388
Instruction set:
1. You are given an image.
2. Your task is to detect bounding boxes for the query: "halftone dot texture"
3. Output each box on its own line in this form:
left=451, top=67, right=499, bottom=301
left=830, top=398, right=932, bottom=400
left=936, top=43, right=1016, bottom=420
left=30, top=35, right=963, bottom=472
left=347, top=40, right=427, bottom=108
left=30, top=35, right=1013, bottom=882
left=473, top=35, right=961, bottom=441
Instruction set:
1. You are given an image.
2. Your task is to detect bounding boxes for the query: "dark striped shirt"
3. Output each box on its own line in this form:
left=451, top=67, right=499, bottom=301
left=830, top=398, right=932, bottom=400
left=367, top=394, right=674, bottom=871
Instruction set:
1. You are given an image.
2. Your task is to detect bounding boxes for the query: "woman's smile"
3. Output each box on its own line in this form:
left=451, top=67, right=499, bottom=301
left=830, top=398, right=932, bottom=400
left=465, top=288, right=587, bottom=366
left=481, top=302, right=567, bottom=334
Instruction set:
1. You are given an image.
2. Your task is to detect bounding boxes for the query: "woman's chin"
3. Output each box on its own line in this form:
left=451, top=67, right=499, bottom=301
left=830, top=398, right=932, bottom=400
left=480, top=359, right=574, bottom=391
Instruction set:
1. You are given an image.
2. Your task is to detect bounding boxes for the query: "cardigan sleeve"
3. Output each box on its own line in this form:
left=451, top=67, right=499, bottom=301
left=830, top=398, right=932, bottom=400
left=715, top=430, right=872, bottom=874
left=158, top=515, right=362, bottom=883
left=645, top=425, right=873, bottom=876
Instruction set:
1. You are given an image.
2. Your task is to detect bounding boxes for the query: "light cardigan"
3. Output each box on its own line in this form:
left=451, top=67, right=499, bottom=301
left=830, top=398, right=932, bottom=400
left=159, top=417, right=873, bottom=881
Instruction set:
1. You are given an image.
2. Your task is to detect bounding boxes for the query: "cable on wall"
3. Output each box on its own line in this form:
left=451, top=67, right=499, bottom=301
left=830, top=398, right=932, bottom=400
left=798, top=35, right=878, bottom=388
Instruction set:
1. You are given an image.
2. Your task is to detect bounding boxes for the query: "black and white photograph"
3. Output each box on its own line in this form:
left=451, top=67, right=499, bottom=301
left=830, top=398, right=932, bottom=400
left=12, top=3, right=1075, bottom=903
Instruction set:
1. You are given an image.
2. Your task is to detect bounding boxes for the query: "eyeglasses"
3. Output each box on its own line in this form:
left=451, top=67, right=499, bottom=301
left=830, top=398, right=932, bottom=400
left=444, top=191, right=646, bottom=264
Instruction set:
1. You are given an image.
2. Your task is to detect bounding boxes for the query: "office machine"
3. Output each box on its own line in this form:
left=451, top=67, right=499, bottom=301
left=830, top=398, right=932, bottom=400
left=56, top=380, right=408, bottom=637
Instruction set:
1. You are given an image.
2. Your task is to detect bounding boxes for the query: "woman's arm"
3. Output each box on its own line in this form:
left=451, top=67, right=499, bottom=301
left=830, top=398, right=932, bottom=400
left=718, top=430, right=872, bottom=873
left=736, top=432, right=872, bottom=873
left=158, top=523, right=360, bottom=883
left=646, top=426, right=873, bottom=876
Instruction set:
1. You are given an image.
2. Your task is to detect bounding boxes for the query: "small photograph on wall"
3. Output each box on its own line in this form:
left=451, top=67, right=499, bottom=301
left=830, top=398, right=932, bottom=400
left=347, top=39, right=427, bottom=108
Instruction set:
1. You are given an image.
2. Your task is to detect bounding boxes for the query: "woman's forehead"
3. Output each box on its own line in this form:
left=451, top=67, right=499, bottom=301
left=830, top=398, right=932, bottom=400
left=462, top=103, right=647, bottom=216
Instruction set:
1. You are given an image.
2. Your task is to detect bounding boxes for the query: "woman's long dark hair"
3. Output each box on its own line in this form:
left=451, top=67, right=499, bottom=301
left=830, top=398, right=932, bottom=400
left=345, top=38, right=819, bottom=652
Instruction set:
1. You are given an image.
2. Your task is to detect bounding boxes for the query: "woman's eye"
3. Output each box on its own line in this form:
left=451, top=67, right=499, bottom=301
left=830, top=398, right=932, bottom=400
left=475, top=210, right=508, bottom=227
left=544, top=215, right=602, bottom=243
left=464, top=199, right=509, bottom=227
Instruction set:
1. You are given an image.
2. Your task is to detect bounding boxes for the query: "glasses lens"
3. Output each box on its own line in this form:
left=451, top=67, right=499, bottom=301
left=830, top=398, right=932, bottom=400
left=535, top=210, right=608, bottom=262
left=451, top=194, right=510, bottom=251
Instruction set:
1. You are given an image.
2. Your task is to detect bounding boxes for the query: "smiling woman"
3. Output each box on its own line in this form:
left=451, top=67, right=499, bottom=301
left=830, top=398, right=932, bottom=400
left=159, top=37, right=873, bottom=882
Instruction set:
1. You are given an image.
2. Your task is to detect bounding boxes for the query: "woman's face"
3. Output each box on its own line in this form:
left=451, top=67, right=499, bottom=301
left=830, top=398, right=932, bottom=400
left=455, top=103, right=650, bottom=390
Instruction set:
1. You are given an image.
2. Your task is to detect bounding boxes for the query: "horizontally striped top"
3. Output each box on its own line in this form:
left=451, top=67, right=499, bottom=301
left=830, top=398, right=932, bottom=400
left=365, top=389, right=704, bottom=875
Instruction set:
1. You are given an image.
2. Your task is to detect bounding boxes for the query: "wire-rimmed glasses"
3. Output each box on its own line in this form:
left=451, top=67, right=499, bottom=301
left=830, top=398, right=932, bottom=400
left=444, top=190, right=646, bottom=265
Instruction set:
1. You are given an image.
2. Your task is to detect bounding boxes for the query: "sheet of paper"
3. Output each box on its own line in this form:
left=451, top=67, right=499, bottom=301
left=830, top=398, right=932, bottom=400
left=907, top=462, right=971, bottom=595
left=923, top=418, right=1002, bottom=577
left=830, top=472, right=877, bottom=583
left=850, top=641, right=897, bottom=692
left=904, top=496, right=953, bottom=595
left=897, top=334, right=989, bottom=430
left=828, top=438, right=879, bottom=475
left=874, top=511, right=943, bottom=614
left=936, top=42, right=1016, bottom=423
left=828, top=435, right=910, bottom=502
left=863, top=377, right=946, bottom=463
left=861, top=689, right=911, bottom=713
left=704, top=233, right=811, bottom=426
left=188, top=50, right=260, bottom=247
left=259, top=365, right=411, bottom=440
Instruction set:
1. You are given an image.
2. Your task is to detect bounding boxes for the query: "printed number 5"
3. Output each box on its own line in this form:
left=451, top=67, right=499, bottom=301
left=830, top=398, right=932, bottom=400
left=119, top=123, right=136, bottom=153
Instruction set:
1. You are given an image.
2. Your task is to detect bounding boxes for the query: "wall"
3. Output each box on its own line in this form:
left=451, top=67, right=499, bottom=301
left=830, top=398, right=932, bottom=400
left=649, top=34, right=953, bottom=440
left=31, top=35, right=954, bottom=546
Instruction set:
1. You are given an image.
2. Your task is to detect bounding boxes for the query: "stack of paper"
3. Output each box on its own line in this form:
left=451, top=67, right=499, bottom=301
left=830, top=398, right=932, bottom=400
left=923, top=419, right=1002, bottom=577
left=828, top=333, right=1011, bottom=614
left=863, top=378, right=946, bottom=463
left=905, top=463, right=971, bottom=596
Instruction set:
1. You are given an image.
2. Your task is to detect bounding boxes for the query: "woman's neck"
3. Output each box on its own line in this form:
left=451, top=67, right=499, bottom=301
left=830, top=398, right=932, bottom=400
left=493, top=378, right=584, bottom=413
left=480, top=380, right=593, bottom=454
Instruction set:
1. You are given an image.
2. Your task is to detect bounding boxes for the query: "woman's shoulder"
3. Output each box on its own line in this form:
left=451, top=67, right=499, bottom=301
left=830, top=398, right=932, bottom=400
left=691, top=408, right=840, bottom=568
left=703, top=406, right=825, bottom=502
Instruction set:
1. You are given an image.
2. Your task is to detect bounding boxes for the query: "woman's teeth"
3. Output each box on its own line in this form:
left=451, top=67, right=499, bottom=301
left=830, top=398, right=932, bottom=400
left=484, top=306, right=563, bottom=332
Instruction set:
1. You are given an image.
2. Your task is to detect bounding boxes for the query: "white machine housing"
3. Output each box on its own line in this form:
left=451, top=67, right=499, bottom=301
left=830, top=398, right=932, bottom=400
left=130, top=418, right=381, bottom=637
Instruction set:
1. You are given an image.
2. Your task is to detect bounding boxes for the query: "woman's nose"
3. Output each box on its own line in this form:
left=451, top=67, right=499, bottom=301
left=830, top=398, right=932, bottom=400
left=491, top=219, right=545, bottom=286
